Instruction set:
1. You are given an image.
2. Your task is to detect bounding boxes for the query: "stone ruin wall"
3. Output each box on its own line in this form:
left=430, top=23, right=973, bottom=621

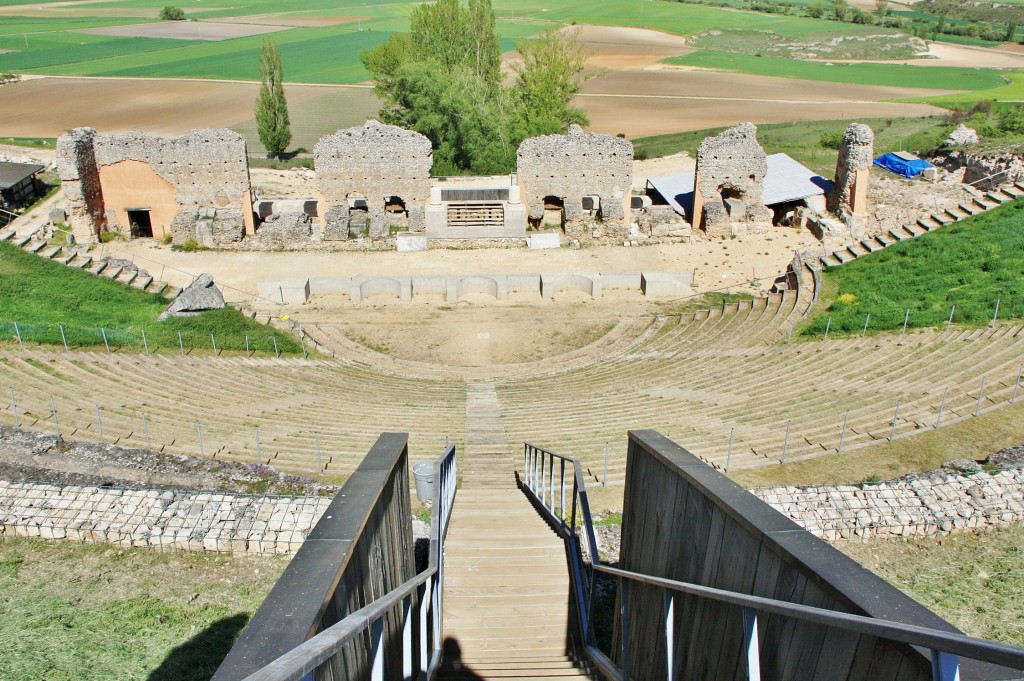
left=314, top=120, right=432, bottom=240
left=693, top=122, right=772, bottom=238
left=56, top=128, right=253, bottom=245
left=56, top=128, right=106, bottom=244
left=516, top=124, right=633, bottom=234
left=827, top=123, right=874, bottom=219
left=963, top=151, right=1024, bottom=190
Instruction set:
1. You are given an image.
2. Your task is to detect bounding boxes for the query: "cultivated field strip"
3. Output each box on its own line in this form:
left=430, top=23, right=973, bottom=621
left=0, top=351, right=464, bottom=476
left=494, top=311, right=1024, bottom=484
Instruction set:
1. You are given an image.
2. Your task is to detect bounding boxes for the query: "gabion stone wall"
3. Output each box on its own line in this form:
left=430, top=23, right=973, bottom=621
left=56, top=128, right=253, bottom=244
left=516, top=124, right=633, bottom=227
left=313, top=120, right=432, bottom=240
left=693, top=122, right=772, bottom=237
left=56, top=127, right=105, bottom=244
left=827, top=123, right=874, bottom=217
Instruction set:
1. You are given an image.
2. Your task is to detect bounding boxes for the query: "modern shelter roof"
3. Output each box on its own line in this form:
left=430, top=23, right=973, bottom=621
left=0, top=162, right=45, bottom=190
left=646, top=153, right=831, bottom=218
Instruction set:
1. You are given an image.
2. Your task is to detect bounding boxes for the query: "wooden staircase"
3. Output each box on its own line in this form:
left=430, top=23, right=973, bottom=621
left=439, top=382, right=593, bottom=679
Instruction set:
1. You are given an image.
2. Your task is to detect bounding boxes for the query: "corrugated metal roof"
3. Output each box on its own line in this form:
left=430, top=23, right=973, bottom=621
left=646, top=153, right=831, bottom=218
left=0, top=161, right=45, bottom=190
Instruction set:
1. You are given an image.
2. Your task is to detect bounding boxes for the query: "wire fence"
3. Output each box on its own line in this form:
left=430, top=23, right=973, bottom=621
left=0, top=319, right=300, bottom=357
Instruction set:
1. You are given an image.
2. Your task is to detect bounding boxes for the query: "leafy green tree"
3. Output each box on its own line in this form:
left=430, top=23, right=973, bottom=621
left=513, top=27, right=589, bottom=135
left=159, top=6, right=184, bottom=20
left=255, top=38, right=291, bottom=159
left=832, top=0, right=849, bottom=21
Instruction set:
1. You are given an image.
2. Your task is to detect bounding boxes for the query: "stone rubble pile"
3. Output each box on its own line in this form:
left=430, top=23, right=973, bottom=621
left=0, top=480, right=331, bottom=554
left=756, top=467, right=1024, bottom=541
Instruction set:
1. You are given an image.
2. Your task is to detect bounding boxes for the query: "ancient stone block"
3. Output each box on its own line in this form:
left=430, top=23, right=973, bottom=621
left=516, top=125, right=633, bottom=228
left=692, top=122, right=772, bottom=237
left=827, top=123, right=874, bottom=219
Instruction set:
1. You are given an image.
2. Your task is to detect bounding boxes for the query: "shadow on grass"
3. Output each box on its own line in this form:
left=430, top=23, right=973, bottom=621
left=147, top=613, right=249, bottom=681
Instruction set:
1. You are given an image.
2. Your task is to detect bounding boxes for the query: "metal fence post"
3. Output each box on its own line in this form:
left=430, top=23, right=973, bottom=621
left=96, top=405, right=103, bottom=440
left=178, top=331, right=185, bottom=356
left=931, top=650, right=960, bottom=681
left=838, top=410, right=850, bottom=452
left=743, top=608, right=763, bottom=681
left=273, top=336, right=279, bottom=358
left=824, top=316, right=831, bottom=341
left=51, top=396, right=60, bottom=438
left=101, top=328, right=110, bottom=353
left=992, top=299, right=1000, bottom=326
left=196, top=420, right=205, bottom=457
left=211, top=333, right=218, bottom=356
left=862, top=313, right=870, bottom=336
left=14, top=321, right=23, bottom=348
left=620, top=578, right=631, bottom=681
left=143, top=413, right=151, bottom=450
left=975, top=377, right=986, bottom=417
left=726, top=428, right=735, bottom=472
left=142, top=328, right=149, bottom=354
left=603, top=442, right=609, bottom=487
left=245, top=335, right=250, bottom=357
left=936, top=387, right=949, bottom=428
left=888, top=400, right=901, bottom=441
left=946, top=304, right=956, bottom=331
left=60, top=324, right=69, bottom=351
left=902, top=309, right=909, bottom=335
left=8, top=385, right=18, bottom=428
left=781, top=419, right=791, bottom=464
left=664, top=591, right=676, bottom=681
left=1013, top=366, right=1023, bottom=405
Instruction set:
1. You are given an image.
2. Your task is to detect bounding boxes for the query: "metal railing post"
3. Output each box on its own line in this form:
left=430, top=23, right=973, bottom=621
left=402, top=595, right=413, bottom=680
left=621, top=578, right=631, bottom=681
left=101, top=328, right=110, bottom=353
left=273, top=336, right=279, bottom=357
left=14, top=321, right=23, bottom=348
left=975, top=377, right=986, bottom=416
left=862, top=313, right=870, bottom=336
left=245, top=334, right=250, bottom=357
left=902, top=309, right=909, bottom=335
left=560, top=458, right=566, bottom=522
left=823, top=316, right=831, bottom=341
left=50, top=396, right=60, bottom=437
left=211, top=333, right=218, bottom=356
left=96, top=405, right=103, bottom=440
left=178, top=331, right=184, bottom=356
left=419, top=579, right=432, bottom=677
left=946, top=304, right=956, bottom=332
left=743, top=607, right=763, bottom=681
left=59, top=324, right=68, bottom=351
left=781, top=419, right=791, bottom=464
left=1013, top=366, right=1023, bottom=405
left=369, top=617, right=384, bottom=681
left=888, top=400, right=901, bottom=441
left=937, top=387, right=949, bottom=428
left=838, top=410, right=850, bottom=452
left=992, top=299, right=1000, bottom=326
left=665, top=590, right=676, bottom=681
left=8, top=385, right=18, bottom=428
left=931, top=650, right=960, bottom=681
left=726, top=428, right=735, bottom=472
left=142, top=329, right=149, bottom=354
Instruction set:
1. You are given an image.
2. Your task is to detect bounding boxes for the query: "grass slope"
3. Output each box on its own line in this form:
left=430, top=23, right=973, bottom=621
left=0, top=240, right=301, bottom=354
left=804, top=200, right=1024, bottom=336
left=662, top=51, right=1005, bottom=91
left=0, top=538, right=287, bottom=681
left=906, top=69, right=1024, bottom=107
left=839, top=524, right=1024, bottom=647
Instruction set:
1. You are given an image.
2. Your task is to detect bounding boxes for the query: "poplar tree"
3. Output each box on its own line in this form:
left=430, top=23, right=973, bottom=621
left=255, top=38, right=291, bottom=159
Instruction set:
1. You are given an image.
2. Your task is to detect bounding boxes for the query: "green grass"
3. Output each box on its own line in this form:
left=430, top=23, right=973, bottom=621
left=839, top=524, right=1024, bottom=646
left=803, top=200, right=1024, bottom=337
left=0, top=240, right=302, bottom=355
left=906, top=69, right=1024, bottom=107
left=0, top=538, right=288, bottom=681
left=662, top=50, right=1005, bottom=91
left=633, top=116, right=950, bottom=175
left=0, top=136, right=57, bottom=149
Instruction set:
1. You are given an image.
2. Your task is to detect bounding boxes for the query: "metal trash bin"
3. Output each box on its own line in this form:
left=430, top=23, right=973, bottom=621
left=413, top=461, right=435, bottom=502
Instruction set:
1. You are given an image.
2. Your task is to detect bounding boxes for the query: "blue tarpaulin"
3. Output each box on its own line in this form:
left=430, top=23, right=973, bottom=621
left=873, top=153, right=933, bottom=179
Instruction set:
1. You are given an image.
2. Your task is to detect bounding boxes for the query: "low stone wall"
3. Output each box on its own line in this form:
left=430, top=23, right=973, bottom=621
left=0, top=480, right=331, bottom=554
left=756, top=468, right=1024, bottom=541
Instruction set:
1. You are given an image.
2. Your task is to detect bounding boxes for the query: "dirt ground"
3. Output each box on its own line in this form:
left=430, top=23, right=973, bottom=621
left=77, top=21, right=291, bottom=41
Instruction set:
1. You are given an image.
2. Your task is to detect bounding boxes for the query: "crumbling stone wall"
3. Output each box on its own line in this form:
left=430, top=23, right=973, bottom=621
left=963, top=150, right=1024, bottom=190
left=692, top=122, right=772, bottom=238
left=313, top=120, right=432, bottom=240
left=56, top=128, right=254, bottom=244
left=516, top=124, right=633, bottom=231
left=827, top=123, right=873, bottom=219
left=56, top=127, right=105, bottom=244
